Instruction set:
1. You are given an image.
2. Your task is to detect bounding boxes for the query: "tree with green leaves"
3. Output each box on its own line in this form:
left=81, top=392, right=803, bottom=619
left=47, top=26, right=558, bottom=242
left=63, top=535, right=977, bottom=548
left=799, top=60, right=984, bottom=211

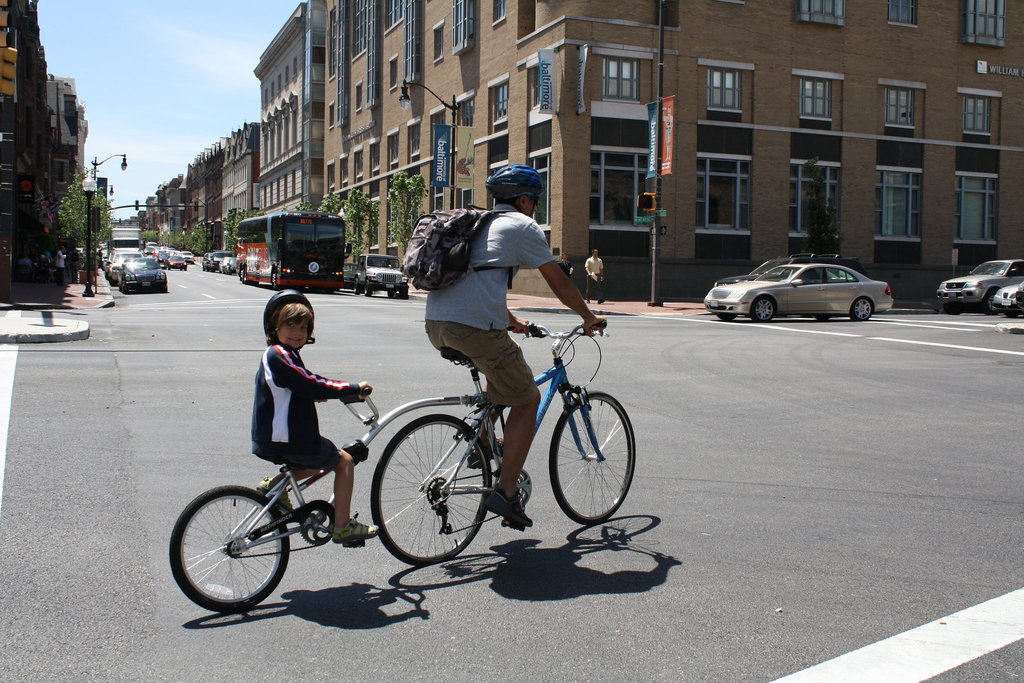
left=318, top=192, right=344, bottom=216
left=57, top=173, right=113, bottom=270
left=341, top=189, right=379, bottom=258
left=801, top=158, right=841, bottom=254
left=386, top=171, right=426, bottom=251
left=222, top=209, right=260, bottom=252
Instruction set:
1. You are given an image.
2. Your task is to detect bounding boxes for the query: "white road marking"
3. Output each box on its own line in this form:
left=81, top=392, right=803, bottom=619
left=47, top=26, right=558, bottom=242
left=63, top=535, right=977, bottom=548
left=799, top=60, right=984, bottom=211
left=200, top=293, right=217, bottom=299
left=773, top=587, right=1024, bottom=682
left=868, top=337, right=1024, bottom=357
left=0, top=345, right=17, bottom=524
left=863, top=319, right=981, bottom=332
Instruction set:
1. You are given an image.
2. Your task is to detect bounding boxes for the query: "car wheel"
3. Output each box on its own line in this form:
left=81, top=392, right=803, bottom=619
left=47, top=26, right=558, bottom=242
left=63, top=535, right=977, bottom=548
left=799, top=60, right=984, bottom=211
left=942, top=302, right=962, bottom=315
left=387, top=290, right=396, bottom=299
left=849, top=297, right=874, bottom=321
left=981, top=289, right=999, bottom=315
left=749, top=296, right=775, bottom=322
left=715, top=313, right=737, bottom=321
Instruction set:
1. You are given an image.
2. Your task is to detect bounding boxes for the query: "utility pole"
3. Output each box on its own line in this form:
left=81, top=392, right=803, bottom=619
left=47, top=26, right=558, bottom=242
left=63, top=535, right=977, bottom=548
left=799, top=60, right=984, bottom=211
left=648, top=0, right=667, bottom=307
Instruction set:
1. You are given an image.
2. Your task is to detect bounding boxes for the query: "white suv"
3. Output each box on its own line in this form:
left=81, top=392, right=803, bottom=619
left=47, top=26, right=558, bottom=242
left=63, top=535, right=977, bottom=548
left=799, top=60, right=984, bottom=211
left=936, top=259, right=1024, bottom=315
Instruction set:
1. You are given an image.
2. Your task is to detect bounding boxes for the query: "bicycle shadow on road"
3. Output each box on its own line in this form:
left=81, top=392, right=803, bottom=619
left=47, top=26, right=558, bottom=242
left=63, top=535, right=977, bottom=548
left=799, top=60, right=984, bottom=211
left=182, top=582, right=431, bottom=630
left=390, top=514, right=681, bottom=603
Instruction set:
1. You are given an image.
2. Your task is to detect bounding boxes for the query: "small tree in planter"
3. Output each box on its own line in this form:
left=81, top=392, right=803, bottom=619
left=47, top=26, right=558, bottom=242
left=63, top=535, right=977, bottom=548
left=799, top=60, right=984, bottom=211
left=341, top=189, right=379, bottom=257
left=801, top=158, right=841, bottom=254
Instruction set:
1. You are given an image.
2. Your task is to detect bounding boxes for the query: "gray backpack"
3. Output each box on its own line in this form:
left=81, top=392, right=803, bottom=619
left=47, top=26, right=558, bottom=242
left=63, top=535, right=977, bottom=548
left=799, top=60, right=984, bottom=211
left=402, top=207, right=508, bottom=291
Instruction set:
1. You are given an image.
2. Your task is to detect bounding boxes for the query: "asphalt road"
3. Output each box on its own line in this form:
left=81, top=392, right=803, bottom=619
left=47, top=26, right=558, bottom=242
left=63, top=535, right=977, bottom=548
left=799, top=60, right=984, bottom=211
left=0, top=267, right=1021, bottom=681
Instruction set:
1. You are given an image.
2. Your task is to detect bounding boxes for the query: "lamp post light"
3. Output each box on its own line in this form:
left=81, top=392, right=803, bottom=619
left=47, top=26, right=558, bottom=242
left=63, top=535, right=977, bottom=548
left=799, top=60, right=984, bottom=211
left=399, top=79, right=459, bottom=209
left=82, top=176, right=97, bottom=297
left=91, top=153, right=127, bottom=179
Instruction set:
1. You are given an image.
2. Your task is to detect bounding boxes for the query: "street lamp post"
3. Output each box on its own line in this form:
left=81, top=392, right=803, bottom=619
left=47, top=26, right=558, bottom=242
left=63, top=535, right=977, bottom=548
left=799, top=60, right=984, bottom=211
left=399, top=80, right=460, bottom=209
left=82, top=177, right=96, bottom=297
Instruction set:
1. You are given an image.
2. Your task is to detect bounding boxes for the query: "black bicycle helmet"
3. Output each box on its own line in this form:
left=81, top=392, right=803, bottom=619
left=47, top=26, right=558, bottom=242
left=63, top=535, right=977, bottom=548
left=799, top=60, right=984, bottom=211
left=263, top=289, right=315, bottom=344
left=485, top=164, right=544, bottom=200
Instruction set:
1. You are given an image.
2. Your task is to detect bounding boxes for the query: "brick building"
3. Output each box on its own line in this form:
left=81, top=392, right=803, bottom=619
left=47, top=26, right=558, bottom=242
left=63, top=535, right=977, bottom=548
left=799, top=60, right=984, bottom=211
left=322, top=1, right=1024, bottom=300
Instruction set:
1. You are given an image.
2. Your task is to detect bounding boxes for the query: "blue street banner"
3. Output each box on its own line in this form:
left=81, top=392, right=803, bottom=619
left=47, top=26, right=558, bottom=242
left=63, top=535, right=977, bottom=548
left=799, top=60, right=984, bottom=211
left=432, top=123, right=452, bottom=188
left=646, top=101, right=659, bottom=179
left=537, top=48, right=557, bottom=115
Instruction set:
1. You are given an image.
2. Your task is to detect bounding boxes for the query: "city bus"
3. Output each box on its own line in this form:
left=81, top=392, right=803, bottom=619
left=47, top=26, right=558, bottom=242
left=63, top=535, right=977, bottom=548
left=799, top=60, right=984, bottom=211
left=237, top=211, right=347, bottom=292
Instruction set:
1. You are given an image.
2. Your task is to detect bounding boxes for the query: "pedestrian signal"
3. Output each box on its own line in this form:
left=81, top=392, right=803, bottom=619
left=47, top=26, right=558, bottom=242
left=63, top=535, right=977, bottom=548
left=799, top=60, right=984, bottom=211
left=637, top=192, right=657, bottom=212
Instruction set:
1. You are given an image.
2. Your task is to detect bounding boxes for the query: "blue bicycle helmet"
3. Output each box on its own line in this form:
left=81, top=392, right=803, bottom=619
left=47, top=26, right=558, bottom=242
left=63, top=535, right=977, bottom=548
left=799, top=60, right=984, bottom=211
left=485, top=164, right=544, bottom=200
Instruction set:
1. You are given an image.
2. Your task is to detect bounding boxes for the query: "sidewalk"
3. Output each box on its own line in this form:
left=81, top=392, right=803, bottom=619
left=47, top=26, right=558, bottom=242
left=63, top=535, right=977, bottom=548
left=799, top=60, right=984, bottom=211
left=0, top=275, right=113, bottom=343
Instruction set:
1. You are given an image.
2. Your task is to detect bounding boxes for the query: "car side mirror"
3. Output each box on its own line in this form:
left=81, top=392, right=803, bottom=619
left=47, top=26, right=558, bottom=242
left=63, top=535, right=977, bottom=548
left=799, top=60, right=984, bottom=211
left=791, top=278, right=804, bottom=287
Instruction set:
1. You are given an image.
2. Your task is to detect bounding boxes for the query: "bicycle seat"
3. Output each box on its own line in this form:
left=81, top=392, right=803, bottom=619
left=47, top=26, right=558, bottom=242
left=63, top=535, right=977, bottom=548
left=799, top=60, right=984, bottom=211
left=439, top=346, right=476, bottom=367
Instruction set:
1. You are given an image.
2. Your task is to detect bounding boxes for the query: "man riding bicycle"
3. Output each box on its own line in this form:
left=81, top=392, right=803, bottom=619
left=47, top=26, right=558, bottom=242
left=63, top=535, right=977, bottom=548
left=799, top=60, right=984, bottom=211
left=424, top=164, right=605, bottom=529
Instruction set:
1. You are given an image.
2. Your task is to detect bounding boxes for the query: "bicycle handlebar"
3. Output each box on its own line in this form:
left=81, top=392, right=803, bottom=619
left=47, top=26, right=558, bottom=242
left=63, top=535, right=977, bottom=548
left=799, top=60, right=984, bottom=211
left=523, top=320, right=607, bottom=339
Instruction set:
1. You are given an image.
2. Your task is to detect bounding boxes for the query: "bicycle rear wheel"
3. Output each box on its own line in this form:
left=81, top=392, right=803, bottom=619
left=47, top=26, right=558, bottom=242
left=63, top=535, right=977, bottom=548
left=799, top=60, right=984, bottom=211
left=371, top=414, right=492, bottom=566
left=549, top=391, right=636, bottom=525
left=169, top=485, right=290, bottom=613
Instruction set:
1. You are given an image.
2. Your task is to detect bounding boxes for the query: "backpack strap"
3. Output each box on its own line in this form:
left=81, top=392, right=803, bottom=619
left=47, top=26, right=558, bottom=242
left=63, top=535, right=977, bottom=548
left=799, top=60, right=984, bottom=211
left=469, top=210, right=515, bottom=289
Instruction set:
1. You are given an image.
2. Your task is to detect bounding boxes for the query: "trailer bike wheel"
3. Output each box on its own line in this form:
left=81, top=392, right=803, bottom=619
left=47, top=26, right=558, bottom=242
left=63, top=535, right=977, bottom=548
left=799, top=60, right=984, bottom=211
left=169, top=485, right=290, bottom=613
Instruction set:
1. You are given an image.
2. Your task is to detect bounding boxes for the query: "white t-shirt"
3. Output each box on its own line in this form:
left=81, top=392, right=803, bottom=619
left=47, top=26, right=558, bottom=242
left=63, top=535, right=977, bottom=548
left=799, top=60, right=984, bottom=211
left=425, top=204, right=554, bottom=330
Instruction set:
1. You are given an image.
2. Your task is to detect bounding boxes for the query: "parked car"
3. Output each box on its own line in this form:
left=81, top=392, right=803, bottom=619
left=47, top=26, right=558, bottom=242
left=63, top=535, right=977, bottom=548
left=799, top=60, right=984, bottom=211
left=354, top=253, right=409, bottom=298
left=341, top=262, right=358, bottom=291
left=166, top=252, right=188, bottom=270
left=119, top=257, right=168, bottom=294
left=202, top=250, right=233, bottom=272
left=219, top=257, right=237, bottom=275
left=106, top=250, right=144, bottom=285
left=714, top=254, right=868, bottom=287
left=992, top=282, right=1024, bottom=318
left=704, top=263, right=893, bottom=322
left=935, top=259, right=1024, bottom=315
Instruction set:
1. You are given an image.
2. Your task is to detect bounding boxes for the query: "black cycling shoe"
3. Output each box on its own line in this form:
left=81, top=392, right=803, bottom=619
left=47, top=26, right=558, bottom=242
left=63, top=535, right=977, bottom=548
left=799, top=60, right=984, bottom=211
left=484, top=487, right=533, bottom=528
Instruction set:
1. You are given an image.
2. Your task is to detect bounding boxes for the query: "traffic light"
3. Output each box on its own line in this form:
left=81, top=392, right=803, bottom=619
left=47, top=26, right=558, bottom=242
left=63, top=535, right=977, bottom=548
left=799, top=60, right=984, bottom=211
left=135, top=200, right=140, bottom=211
left=0, top=46, right=16, bottom=97
left=637, top=192, right=657, bottom=212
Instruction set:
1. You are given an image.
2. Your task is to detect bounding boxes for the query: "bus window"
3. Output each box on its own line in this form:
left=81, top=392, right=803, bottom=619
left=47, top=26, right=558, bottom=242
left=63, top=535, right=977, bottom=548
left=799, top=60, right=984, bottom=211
left=286, top=220, right=315, bottom=250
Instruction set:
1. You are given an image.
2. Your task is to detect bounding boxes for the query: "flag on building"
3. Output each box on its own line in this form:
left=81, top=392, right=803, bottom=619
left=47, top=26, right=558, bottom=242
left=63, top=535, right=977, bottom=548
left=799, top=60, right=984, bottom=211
left=454, top=126, right=475, bottom=189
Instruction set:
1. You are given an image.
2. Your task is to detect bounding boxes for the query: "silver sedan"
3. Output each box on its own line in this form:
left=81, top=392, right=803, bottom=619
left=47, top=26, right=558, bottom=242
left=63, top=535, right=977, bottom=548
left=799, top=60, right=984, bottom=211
left=704, top=264, right=894, bottom=322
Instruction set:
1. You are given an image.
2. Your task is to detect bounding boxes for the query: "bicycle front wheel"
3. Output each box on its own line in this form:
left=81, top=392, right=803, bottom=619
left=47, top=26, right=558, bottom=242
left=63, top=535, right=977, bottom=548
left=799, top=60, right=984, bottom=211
left=169, top=485, right=290, bottom=613
left=371, top=414, right=492, bottom=566
left=549, top=391, right=636, bottom=525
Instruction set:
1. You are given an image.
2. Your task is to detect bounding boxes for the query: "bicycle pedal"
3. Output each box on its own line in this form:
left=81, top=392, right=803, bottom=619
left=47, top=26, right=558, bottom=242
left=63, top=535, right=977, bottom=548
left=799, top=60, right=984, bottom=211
left=500, top=519, right=526, bottom=532
left=342, top=539, right=366, bottom=548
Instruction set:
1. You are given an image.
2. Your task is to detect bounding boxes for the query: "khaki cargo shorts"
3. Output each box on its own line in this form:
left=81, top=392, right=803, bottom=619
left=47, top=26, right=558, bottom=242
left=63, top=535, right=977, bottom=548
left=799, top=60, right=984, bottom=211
left=426, top=320, right=539, bottom=407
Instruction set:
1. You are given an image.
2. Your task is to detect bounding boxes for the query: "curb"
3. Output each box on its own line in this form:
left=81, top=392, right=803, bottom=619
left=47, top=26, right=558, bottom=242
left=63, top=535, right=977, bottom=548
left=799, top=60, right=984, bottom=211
left=995, top=322, right=1024, bottom=335
left=0, top=312, right=91, bottom=344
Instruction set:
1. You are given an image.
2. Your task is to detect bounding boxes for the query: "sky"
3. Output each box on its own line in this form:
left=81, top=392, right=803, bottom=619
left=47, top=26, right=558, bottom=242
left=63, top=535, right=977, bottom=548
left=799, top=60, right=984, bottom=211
left=38, top=1, right=300, bottom=217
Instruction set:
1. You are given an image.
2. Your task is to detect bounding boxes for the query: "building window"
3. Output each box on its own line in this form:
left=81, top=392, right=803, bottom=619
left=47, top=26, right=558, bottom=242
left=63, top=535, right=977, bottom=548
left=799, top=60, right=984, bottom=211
left=956, top=175, right=997, bottom=241
left=386, top=0, right=404, bottom=27
left=875, top=170, right=920, bottom=238
left=528, top=67, right=540, bottom=110
left=494, top=0, right=506, bottom=22
left=340, top=157, right=349, bottom=187
left=790, top=163, right=839, bottom=233
left=389, top=57, right=398, bottom=90
left=589, top=152, right=649, bottom=226
left=888, top=0, right=917, bottom=24
left=370, top=141, right=381, bottom=174
left=404, top=0, right=423, bottom=81
left=453, top=0, right=476, bottom=54
left=602, top=57, right=640, bottom=101
left=388, top=132, right=399, bottom=169
left=962, top=0, right=1005, bottom=46
left=354, top=150, right=364, bottom=180
left=796, top=0, right=845, bottom=25
left=354, top=0, right=368, bottom=53
left=432, top=184, right=445, bottom=211
left=697, top=158, right=751, bottom=231
left=491, top=82, right=509, bottom=131
left=408, top=123, right=421, bottom=161
left=531, top=154, right=550, bottom=226
left=327, top=162, right=336, bottom=193
left=707, top=68, right=741, bottom=110
left=963, top=95, right=992, bottom=133
left=356, top=83, right=363, bottom=111
left=433, top=22, right=444, bottom=62
left=459, top=97, right=475, bottom=127
left=885, top=87, right=915, bottom=127
left=800, top=78, right=832, bottom=119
